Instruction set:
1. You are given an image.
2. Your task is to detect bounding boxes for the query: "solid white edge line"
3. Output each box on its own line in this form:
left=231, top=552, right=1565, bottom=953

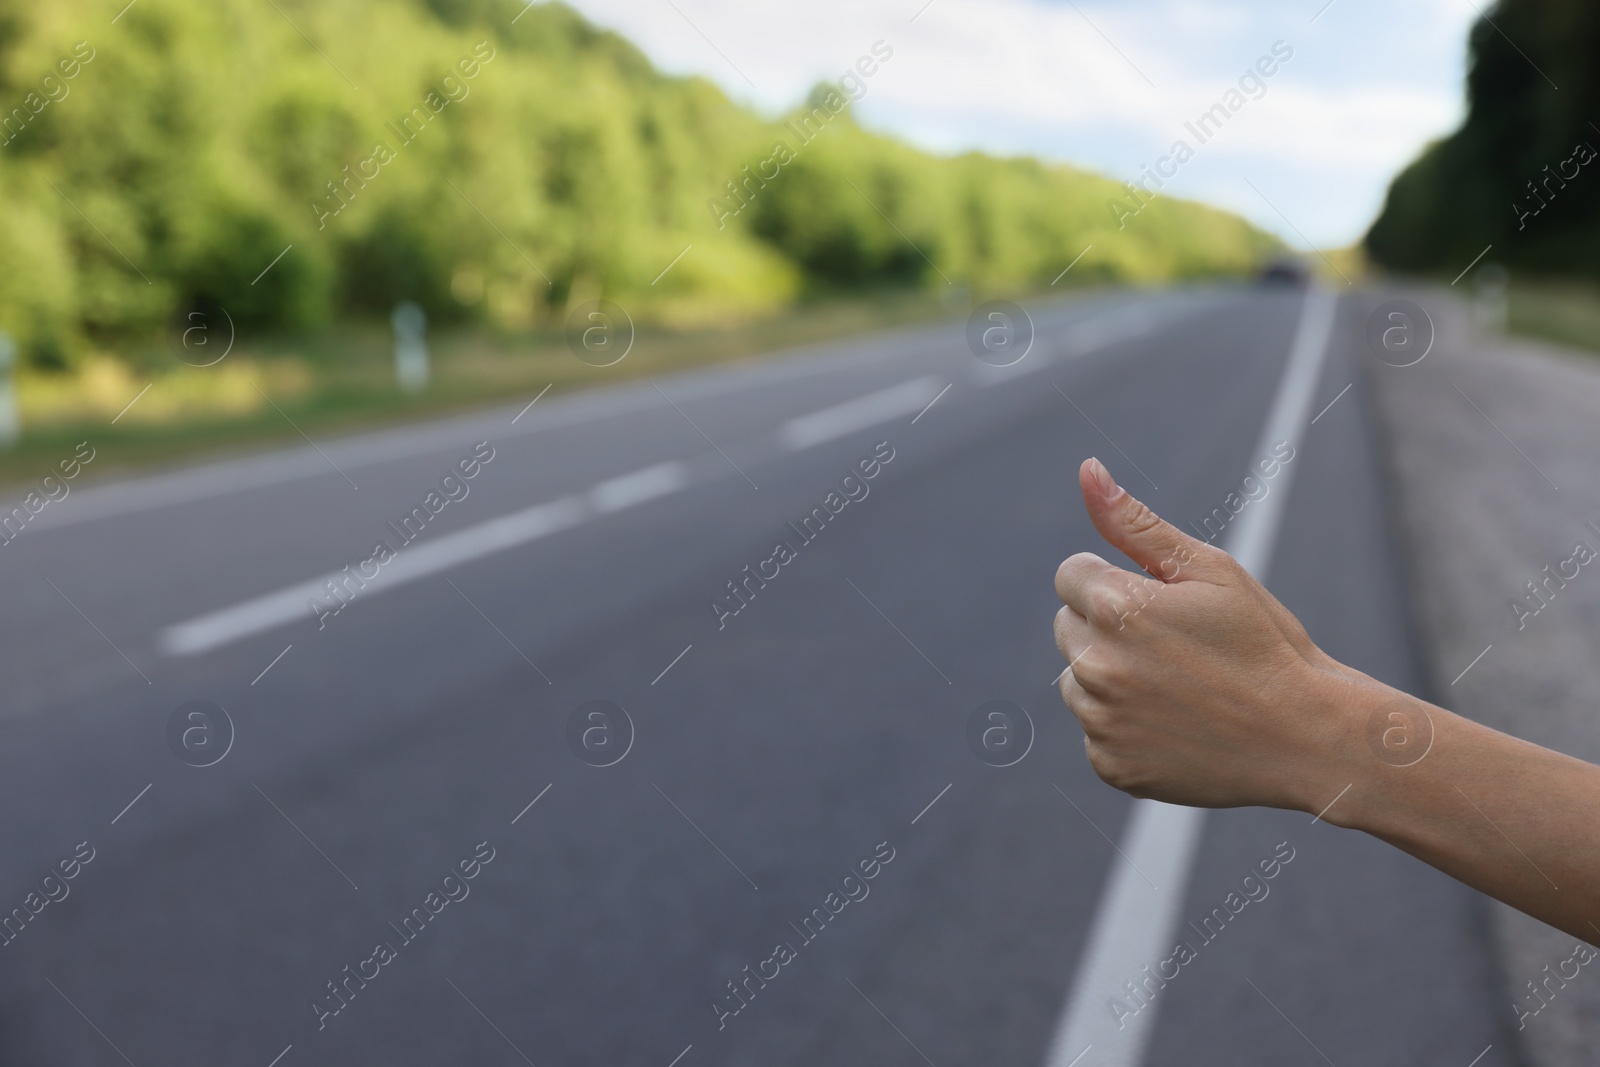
left=779, top=377, right=941, bottom=450
left=1222, top=287, right=1339, bottom=580
left=1041, top=802, right=1207, bottom=1067
left=1039, top=288, right=1340, bottom=1067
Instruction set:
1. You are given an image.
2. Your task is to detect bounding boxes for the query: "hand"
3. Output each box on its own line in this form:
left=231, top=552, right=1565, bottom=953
left=1055, top=461, right=1600, bottom=943
left=1053, top=458, right=1375, bottom=811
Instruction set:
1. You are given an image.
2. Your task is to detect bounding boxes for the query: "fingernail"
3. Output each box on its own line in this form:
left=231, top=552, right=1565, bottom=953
left=1088, top=457, right=1121, bottom=501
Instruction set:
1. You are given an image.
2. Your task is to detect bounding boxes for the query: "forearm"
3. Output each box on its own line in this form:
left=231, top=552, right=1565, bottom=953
left=1317, top=679, right=1600, bottom=944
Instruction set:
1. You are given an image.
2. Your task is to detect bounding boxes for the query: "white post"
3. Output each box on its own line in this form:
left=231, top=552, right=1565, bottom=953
left=1472, top=263, right=1508, bottom=334
left=0, top=332, right=19, bottom=446
left=392, top=302, right=429, bottom=393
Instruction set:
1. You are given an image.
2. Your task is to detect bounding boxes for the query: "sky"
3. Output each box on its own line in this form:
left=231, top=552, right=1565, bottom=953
left=559, top=0, right=1484, bottom=249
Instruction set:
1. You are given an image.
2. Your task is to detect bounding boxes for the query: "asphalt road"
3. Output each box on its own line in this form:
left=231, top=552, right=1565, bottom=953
left=0, top=286, right=1520, bottom=1066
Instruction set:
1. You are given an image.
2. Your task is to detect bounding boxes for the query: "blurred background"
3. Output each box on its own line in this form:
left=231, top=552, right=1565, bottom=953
left=0, top=0, right=1593, bottom=468
left=3, top=1, right=1599, bottom=1065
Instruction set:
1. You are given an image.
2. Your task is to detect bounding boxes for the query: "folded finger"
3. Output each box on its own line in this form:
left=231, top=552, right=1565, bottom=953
left=1055, top=551, right=1121, bottom=617
left=1053, top=604, right=1091, bottom=664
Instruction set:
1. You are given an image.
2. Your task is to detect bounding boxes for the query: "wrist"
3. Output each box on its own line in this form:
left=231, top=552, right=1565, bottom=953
left=1306, top=674, right=1459, bottom=839
left=1280, top=667, right=1385, bottom=823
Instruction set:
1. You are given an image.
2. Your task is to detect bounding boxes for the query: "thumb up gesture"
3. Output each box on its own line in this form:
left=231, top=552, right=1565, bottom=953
left=1056, top=458, right=1600, bottom=944
left=1053, top=458, right=1366, bottom=812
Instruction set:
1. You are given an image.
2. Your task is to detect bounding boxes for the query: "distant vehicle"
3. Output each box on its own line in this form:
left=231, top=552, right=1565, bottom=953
left=1256, top=256, right=1311, bottom=286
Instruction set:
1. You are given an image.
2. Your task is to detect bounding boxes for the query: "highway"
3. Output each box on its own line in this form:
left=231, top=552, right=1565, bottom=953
left=0, top=286, right=1517, bottom=1066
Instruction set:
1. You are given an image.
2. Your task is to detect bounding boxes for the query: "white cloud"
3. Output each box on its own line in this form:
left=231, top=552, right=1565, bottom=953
left=563, top=0, right=1480, bottom=247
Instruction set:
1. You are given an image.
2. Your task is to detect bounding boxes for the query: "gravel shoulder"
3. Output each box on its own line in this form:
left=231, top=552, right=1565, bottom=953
left=1364, top=286, right=1600, bottom=1067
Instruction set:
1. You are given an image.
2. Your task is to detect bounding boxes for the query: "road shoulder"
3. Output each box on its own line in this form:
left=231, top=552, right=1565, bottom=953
left=1366, top=290, right=1600, bottom=1067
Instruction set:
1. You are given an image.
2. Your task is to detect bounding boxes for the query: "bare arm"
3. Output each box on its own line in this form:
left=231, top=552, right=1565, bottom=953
left=1053, top=457, right=1600, bottom=943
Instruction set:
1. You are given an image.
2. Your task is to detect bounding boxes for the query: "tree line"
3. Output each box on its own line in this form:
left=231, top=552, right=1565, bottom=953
left=1366, top=0, right=1600, bottom=278
left=0, top=0, right=1278, bottom=369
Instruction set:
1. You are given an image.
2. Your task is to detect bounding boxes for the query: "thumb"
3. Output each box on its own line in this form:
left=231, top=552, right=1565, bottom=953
left=1078, top=457, right=1215, bottom=581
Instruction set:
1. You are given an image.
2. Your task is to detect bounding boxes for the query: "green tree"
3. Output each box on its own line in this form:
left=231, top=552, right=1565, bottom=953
left=1367, top=0, right=1600, bottom=277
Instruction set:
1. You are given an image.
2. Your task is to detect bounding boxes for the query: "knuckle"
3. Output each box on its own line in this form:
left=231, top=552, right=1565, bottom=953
left=1057, top=667, right=1087, bottom=708
left=1208, top=544, right=1243, bottom=575
left=1190, top=540, right=1239, bottom=578
left=1066, top=648, right=1099, bottom=685
left=1053, top=604, right=1075, bottom=645
left=1068, top=647, right=1113, bottom=692
left=1117, top=578, right=1159, bottom=625
left=1088, top=746, right=1147, bottom=796
left=1085, top=743, right=1124, bottom=786
left=1055, top=552, right=1102, bottom=599
left=1099, top=654, right=1134, bottom=690
left=1057, top=678, right=1076, bottom=709
left=1085, top=586, right=1127, bottom=629
left=1073, top=698, right=1113, bottom=741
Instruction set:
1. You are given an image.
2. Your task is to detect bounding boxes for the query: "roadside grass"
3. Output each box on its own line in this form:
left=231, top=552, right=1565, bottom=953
left=0, top=288, right=984, bottom=490
left=1507, top=280, right=1600, bottom=355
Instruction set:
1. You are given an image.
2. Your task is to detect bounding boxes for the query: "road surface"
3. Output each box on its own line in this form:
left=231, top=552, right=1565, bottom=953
left=0, top=286, right=1517, bottom=1066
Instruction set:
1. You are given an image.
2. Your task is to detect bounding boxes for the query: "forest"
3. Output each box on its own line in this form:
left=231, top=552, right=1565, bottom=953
left=0, top=0, right=1279, bottom=372
left=1366, top=0, right=1600, bottom=277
